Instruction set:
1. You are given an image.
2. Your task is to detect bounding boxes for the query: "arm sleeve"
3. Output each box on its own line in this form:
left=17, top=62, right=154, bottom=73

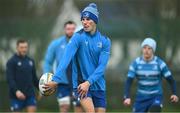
left=87, top=38, right=111, bottom=85
left=159, top=60, right=177, bottom=95
left=123, top=60, right=136, bottom=99
left=32, top=60, right=39, bottom=90
left=124, top=77, right=134, bottom=99
left=127, top=61, right=136, bottom=78
left=160, top=60, right=172, bottom=78
left=52, top=34, right=80, bottom=83
left=43, top=41, right=56, bottom=73
left=165, top=75, right=177, bottom=95
left=6, top=60, right=18, bottom=94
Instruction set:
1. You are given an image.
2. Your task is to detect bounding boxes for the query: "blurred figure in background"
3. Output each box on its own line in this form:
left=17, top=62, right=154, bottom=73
left=43, top=21, right=83, bottom=113
left=6, top=39, right=39, bottom=113
left=123, top=38, right=179, bottom=113
left=44, top=3, right=111, bottom=113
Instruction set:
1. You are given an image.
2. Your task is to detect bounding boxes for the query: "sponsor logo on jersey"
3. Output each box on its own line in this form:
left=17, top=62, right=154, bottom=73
left=29, top=61, right=33, bottom=66
left=85, top=41, right=88, bottom=46
left=17, top=61, right=22, bottom=66
left=97, top=42, right=102, bottom=48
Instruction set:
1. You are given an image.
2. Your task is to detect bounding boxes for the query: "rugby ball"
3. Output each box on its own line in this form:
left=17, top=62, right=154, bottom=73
left=39, top=73, right=55, bottom=96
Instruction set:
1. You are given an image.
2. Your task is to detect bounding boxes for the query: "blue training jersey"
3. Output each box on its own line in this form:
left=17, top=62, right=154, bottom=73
left=128, top=56, right=172, bottom=96
left=43, top=36, right=69, bottom=84
left=52, top=29, right=111, bottom=91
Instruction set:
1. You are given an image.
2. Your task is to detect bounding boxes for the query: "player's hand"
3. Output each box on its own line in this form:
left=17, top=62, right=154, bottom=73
left=170, top=95, right=179, bottom=103
left=123, top=98, right=131, bottom=106
left=43, top=81, right=58, bottom=92
left=78, top=81, right=90, bottom=99
left=16, top=90, right=26, bottom=100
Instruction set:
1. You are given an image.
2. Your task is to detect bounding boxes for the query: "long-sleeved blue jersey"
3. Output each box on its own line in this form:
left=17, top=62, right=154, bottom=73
left=124, top=56, right=176, bottom=98
left=43, top=36, right=69, bottom=84
left=6, top=54, right=39, bottom=99
left=52, top=29, right=111, bottom=91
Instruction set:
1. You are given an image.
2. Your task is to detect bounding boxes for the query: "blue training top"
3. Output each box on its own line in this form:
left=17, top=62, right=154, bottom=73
left=43, top=36, right=69, bottom=84
left=52, top=29, right=111, bottom=91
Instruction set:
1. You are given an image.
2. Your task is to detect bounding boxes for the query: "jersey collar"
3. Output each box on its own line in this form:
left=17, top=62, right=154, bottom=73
left=84, top=29, right=99, bottom=37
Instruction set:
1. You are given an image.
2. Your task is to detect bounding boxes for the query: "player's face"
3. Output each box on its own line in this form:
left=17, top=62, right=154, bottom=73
left=17, top=42, right=28, bottom=56
left=64, top=24, right=76, bottom=38
left=142, top=45, right=154, bottom=60
left=82, top=18, right=96, bottom=34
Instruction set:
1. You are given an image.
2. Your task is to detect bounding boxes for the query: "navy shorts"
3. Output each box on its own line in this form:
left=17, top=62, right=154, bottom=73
left=10, top=96, right=37, bottom=112
left=74, top=89, right=106, bottom=108
left=133, top=95, right=163, bottom=113
left=57, top=84, right=81, bottom=106
left=56, top=84, right=71, bottom=98
left=72, top=91, right=81, bottom=107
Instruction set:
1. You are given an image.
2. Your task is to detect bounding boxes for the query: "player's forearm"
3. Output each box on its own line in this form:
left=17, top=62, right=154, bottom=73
left=7, top=79, right=18, bottom=93
left=124, top=77, right=133, bottom=99
left=43, top=47, right=55, bottom=73
left=43, top=60, right=54, bottom=73
left=6, top=63, right=19, bottom=93
left=6, top=73, right=18, bottom=93
left=43, top=41, right=57, bottom=72
left=11, top=85, right=18, bottom=93
left=87, top=53, right=110, bottom=85
left=87, top=65, right=105, bottom=85
left=33, top=75, right=39, bottom=90
left=52, top=43, right=77, bottom=83
left=32, top=64, right=39, bottom=90
left=165, top=76, right=177, bottom=95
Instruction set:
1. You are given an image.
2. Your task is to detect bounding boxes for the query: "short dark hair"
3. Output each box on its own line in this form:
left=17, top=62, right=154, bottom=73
left=64, top=21, right=76, bottom=28
left=16, top=39, right=28, bottom=46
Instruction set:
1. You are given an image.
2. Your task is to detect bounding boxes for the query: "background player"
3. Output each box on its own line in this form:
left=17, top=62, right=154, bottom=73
left=123, top=38, right=179, bottom=113
left=43, top=21, right=83, bottom=113
left=6, top=39, right=39, bottom=113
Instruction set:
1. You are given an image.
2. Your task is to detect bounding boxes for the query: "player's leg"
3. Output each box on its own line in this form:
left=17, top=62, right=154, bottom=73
left=10, top=98, right=24, bottom=113
left=149, top=96, right=162, bottom=113
left=133, top=98, right=151, bottom=113
left=57, top=84, right=71, bottom=113
left=91, top=91, right=106, bottom=113
left=133, top=101, right=147, bottom=113
left=95, top=108, right=106, bottom=113
left=57, top=96, right=71, bottom=113
left=26, top=106, right=36, bottom=113
left=80, top=97, right=95, bottom=113
left=74, top=89, right=95, bottom=113
left=74, top=106, right=84, bottom=113
left=72, top=91, right=84, bottom=113
left=25, top=96, right=37, bottom=113
left=149, top=105, right=162, bottom=113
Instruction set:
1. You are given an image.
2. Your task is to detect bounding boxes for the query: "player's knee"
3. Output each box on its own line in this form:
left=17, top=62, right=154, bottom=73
left=59, top=105, right=70, bottom=113
left=27, top=106, right=37, bottom=113
left=80, top=97, right=95, bottom=113
left=74, top=106, right=84, bottom=113
left=149, top=104, right=162, bottom=113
